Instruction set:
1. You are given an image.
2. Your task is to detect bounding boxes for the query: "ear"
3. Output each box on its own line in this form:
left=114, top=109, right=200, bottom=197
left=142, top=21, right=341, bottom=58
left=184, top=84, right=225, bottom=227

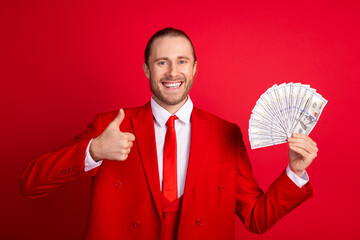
left=143, top=63, right=150, bottom=79
left=192, top=61, right=197, bottom=77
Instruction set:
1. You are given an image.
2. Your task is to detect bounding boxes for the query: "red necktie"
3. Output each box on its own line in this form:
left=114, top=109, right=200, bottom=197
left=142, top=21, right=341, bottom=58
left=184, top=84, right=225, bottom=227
left=163, top=115, right=178, bottom=202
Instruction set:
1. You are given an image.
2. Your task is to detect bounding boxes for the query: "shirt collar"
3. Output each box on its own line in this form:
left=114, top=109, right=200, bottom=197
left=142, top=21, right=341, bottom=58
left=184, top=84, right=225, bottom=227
left=150, top=96, right=193, bottom=127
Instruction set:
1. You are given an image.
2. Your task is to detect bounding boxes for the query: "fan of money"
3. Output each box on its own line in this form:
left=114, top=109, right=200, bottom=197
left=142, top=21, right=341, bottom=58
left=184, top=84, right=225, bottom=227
left=249, top=83, right=328, bottom=149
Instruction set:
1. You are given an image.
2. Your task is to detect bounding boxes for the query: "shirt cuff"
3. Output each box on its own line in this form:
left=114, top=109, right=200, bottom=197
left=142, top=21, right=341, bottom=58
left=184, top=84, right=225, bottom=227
left=84, top=139, right=103, bottom=172
left=286, top=165, right=309, bottom=188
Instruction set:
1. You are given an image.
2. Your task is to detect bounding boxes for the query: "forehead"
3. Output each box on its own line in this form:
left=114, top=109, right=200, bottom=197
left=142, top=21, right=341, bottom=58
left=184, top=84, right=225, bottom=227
left=149, top=36, right=194, bottom=61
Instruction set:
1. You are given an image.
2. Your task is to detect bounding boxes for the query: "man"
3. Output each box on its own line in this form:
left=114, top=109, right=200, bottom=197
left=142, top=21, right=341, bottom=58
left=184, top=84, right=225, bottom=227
left=20, top=27, right=318, bottom=240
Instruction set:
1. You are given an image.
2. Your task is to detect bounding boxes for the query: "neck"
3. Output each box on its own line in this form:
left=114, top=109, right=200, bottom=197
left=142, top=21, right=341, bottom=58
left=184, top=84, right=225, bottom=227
left=152, top=96, right=188, bottom=115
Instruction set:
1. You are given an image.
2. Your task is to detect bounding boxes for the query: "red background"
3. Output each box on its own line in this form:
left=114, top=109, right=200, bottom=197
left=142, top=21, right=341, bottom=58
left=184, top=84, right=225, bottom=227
left=1, top=0, right=359, bottom=239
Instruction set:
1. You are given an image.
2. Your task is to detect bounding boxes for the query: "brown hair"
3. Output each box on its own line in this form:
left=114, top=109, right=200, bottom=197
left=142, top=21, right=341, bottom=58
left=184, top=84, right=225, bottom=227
left=144, top=27, right=197, bottom=65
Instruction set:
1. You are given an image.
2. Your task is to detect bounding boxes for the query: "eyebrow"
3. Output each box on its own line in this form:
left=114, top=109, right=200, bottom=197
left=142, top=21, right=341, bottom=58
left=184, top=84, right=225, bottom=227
left=154, top=56, right=191, bottom=62
left=154, top=57, right=169, bottom=62
left=177, top=56, right=191, bottom=60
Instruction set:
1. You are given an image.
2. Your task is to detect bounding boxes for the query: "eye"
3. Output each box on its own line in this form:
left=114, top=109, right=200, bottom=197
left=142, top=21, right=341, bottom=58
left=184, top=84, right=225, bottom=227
left=179, top=60, right=186, bottom=64
left=158, top=61, right=167, bottom=66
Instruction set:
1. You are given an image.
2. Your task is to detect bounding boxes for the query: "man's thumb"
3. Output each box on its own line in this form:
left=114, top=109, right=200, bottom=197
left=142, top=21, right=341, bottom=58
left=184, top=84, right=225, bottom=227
left=112, top=109, right=125, bottom=127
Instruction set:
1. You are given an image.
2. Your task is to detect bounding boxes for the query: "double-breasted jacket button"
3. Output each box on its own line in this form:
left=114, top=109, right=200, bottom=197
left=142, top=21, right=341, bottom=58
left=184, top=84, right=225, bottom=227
left=132, top=221, right=141, bottom=229
left=218, top=185, right=224, bottom=192
left=196, top=218, right=204, bottom=227
left=114, top=181, right=122, bottom=189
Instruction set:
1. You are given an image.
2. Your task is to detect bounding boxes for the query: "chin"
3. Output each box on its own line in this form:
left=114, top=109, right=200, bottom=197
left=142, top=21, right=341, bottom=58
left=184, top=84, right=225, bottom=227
left=155, top=94, right=187, bottom=106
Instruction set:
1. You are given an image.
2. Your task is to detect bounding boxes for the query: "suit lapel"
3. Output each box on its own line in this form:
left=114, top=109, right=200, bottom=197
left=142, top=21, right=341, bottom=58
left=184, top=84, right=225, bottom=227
left=131, top=104, right=211, bottom=221
left=180, top=107, right=211, bottom=213
left=131, top=102, right=162, bottom=219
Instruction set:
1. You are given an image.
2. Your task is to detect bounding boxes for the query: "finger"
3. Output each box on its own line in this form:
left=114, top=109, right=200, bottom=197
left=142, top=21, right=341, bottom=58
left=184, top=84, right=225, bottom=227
left=120, top=140, right=133, bottom=148
left=291, top=144, right=318, bottom=161
left=118, top=154, right=128, bottom=161
left=301, top=135, right=317, bottom=147
left=120, top=148, right=131, bottom=155
left=292, top=133, right=316, bottom=146
left=289, top=142, right=315, bottom=155
left=124, top=132, right=136, bottom=142
left=119, top=139, right=131, bottom=147
left=298, top=138, right=317, bottom=151
left=289, top=134, right=317, bottom=148
left=289, top=145, right=312, bottom=159
left=112, top=109, right=125, bottom=127
left=290, top=137, right=318, bottom=152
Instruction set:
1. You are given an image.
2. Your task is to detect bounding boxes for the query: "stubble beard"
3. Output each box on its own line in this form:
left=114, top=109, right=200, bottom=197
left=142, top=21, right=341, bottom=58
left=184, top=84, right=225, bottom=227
left=149, top=74, right=193, bottom=106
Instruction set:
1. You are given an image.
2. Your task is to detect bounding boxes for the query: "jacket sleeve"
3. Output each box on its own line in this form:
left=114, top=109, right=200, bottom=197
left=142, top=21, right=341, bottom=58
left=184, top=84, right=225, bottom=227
left=20, top=113, right=103, bottom=198
left=235, top=126, right=313, bottom=234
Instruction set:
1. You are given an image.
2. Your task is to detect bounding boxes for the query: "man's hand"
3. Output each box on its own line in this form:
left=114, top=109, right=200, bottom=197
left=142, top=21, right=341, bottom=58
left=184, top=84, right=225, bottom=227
left=288, top=133, right=318, bottom=177
left=90, top=109, right=135, bottom=162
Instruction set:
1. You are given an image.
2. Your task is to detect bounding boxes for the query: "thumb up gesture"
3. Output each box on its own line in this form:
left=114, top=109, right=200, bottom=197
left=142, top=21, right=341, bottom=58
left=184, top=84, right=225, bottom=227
left=90, top=109, right=135, bottom=162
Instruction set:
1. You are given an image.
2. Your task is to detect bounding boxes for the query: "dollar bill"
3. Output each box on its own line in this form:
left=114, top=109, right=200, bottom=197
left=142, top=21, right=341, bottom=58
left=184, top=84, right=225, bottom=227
left=291, top=92, right=328, bottom=135
left=249, top=83, right=327, bottom=149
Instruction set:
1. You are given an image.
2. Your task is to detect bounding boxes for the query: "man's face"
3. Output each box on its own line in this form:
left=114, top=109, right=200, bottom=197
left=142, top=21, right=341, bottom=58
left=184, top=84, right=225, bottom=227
left=143, top=36, right=197, bottom=109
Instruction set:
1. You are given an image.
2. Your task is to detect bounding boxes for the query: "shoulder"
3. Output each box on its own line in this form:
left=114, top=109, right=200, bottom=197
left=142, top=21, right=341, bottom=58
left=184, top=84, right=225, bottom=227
left=91, top=103, right=149, bottom=130
left=193, top=107, right=240, bottom=133
left=97, top=104, right=147, bottom=120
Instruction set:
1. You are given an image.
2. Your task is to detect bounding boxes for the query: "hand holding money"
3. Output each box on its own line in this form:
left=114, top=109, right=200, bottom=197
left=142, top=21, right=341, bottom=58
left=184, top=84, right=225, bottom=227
left=249, top=83, right=327, bottom=149
left=288, top=133, right=318, bottom=177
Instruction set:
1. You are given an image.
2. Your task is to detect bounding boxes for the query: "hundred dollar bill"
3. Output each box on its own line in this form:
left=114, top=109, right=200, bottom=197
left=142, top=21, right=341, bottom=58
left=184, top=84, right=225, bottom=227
left=249, top=129, right=287, bottom=141
left=289, top=84, right=313, bottom=134
left=266, top=86, right=288, bottom=133
left=249, top=124, right=286, bottom=137
left=256, top=85, right=283, bottom=123
left=284, top=83, right=292, bottom=128
left=288, top=83, right=297, bottom=129
left=250, top=114, right=284, bottom=134
left=251, top=102, right=286, bottom=132
left=291, top=91, right=327, bottom=135
left=290, top=83, right=305, bottom=127
left=250, top=138, right=287, bottom=149
left=274, top=83, right=289, bottom=132
left=249, top=82, right=327, bottom=149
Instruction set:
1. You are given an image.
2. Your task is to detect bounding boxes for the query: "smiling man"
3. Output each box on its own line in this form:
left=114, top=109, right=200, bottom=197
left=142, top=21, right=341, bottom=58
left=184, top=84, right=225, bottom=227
left=21, top=27, right=317, bottom=240
left=144, top=32, right=197, bottom=113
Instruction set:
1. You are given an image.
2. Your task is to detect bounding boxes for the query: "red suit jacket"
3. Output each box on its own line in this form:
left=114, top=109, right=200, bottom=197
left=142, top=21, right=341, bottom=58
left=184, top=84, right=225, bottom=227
left=20, top=102, right=313, bottom=239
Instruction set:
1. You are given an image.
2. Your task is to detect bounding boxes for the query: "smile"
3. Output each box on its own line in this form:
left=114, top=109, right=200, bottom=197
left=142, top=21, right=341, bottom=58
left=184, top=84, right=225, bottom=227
left=162, top=82, right=183, bottom=89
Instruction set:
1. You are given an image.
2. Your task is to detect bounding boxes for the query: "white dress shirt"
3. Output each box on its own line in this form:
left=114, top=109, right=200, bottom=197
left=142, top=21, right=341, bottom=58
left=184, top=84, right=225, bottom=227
left=84, top=96, right=309, bottom=193
left=151, top=97, right=192, bottom=197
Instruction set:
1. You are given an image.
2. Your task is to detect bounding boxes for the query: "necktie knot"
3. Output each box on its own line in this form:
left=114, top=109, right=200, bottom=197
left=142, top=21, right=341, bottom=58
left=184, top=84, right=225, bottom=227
left=166, top=115, right=178, bottom=128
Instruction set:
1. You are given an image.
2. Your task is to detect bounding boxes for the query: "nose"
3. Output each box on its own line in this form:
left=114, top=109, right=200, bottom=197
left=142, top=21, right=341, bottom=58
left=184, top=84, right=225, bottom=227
left=167, top=64, right=179, bottom=78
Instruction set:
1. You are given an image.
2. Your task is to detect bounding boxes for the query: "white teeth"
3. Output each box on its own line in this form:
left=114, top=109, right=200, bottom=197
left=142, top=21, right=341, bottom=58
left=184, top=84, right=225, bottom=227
left=163, top=82, right=182, bottom=88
